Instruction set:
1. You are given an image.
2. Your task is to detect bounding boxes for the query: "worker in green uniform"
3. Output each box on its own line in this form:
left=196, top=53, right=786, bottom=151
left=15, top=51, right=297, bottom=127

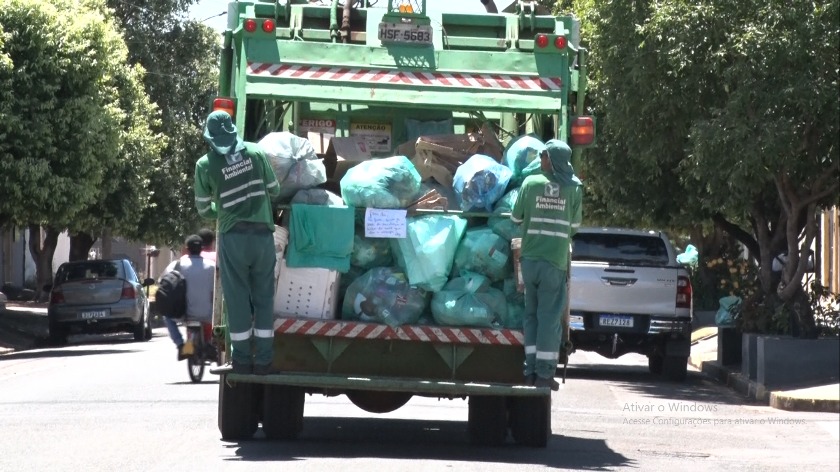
left=194, top=110, right=281, bottom=375
left=510, top=139, right=582, bottom=390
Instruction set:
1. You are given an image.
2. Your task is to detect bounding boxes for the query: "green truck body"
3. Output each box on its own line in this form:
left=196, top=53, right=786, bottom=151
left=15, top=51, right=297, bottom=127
left=211, top=0, right=593, bottom=447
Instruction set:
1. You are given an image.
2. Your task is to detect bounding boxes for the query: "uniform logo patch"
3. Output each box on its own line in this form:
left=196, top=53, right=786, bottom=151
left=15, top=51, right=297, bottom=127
left=545, top=182, right=560, bottom=198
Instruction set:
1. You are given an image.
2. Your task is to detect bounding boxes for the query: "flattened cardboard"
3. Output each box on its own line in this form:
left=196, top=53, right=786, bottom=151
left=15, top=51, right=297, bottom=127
left=323, top=137, right=372, bottom=182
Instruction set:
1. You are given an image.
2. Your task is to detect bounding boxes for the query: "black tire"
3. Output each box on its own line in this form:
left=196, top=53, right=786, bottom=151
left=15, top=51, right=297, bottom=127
left=218, top=376, right=259, bottom=441
left=48, top=318, right=68, bottom=346
left=188, top=354, right=205, bottom=383
left=509, top=395, right=551, bottom=448
left=648, top=354, right=664, bottom=375
left=262, top=384, right=305, bottom=440
left=133, top=309, right=150, bottom=342
left=468, top=395, right=508, bottom=446
left=662, top=355, right=688, bottom=382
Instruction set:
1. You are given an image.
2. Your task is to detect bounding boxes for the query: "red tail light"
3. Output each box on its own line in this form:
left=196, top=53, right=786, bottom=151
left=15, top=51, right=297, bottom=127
left=121, top=282, right=136, bottom=300
left=554, top=36, right=567, bottom=49
left=262, top=19, right=276, bottom=33
left=676, top=276, right=692, bottom=309
left=212, top=97, right=235, bottom=118
left=570, top=116, right=595, bottom=146
left=536, top=34, right=549, bottom=48
left=244, top=19, right=257, bottom=33
left=50, top=289, right=65, bottom=304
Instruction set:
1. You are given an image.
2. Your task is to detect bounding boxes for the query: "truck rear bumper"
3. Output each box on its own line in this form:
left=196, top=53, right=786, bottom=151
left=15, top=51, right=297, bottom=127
left=210, top=369, right=551, bottom=397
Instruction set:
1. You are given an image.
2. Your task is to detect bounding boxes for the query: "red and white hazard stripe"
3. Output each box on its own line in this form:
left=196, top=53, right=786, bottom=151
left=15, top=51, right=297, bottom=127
left=274, top=317, right=524, bottom=346
left=248, top=62, right=562, bottom=91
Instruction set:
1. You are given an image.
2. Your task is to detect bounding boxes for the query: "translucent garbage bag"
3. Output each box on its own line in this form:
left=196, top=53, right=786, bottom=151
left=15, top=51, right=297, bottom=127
left=453, top=227, right=512, bottom=282
left=452, top=154, right=513, bottom=212
left=488, top=188, right=522, bottom=241
left=340, top=155, right=423, bottom=208
left=290, top=188, right=345, bottom=206
left=431, top=273, right=507, bottom=328
left=498, top=278, right=525, bottom=329
left=259, top=132, right=327, bottom=201
left=352, top=232, right=394, bottom=269
left=341, top=267, right=429, bottom=327
left=391, top=215, right=467, bottom=292
left=715, top=295, right=742, bottom=327
left=676, top=244, right=699, bottom=268
left=503, top=134, right=546, bottom=187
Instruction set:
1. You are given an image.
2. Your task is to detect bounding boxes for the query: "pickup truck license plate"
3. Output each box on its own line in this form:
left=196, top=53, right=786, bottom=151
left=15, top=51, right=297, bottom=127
left=81, top=310, right=108, bottom=319
left=599, top=315, right=633, bottom=328
left=378, top=22, right=433, bottom=44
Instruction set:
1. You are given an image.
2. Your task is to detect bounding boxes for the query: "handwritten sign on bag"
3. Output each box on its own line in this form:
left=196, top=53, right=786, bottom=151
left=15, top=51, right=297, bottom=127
left=365, top=208, right=406, bottom=238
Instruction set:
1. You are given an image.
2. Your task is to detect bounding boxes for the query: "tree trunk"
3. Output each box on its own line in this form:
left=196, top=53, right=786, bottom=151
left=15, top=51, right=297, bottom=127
left=786, top=284, right=819, bottom=339
left=28, top=224, right=59, bottom=302
left=69, top=233, right=97, bottom=261
left=101, top=228, right=112, bottom=259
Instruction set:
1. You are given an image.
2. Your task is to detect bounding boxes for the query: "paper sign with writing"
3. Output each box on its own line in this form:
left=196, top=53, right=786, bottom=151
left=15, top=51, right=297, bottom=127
left=365, top=208, right=406, bottom=238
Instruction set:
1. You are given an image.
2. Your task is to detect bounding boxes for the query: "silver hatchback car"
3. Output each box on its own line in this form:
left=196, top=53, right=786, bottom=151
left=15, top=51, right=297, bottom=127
left=47, top=259, right=155, bottom=345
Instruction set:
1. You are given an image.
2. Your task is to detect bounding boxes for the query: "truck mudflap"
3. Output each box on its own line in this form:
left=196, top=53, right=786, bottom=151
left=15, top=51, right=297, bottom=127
left=209, top=369, right=551, bottom=397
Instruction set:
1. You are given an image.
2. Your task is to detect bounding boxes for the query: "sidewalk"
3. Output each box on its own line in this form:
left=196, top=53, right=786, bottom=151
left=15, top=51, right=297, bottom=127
left=689, top=326, right=840, bottom=413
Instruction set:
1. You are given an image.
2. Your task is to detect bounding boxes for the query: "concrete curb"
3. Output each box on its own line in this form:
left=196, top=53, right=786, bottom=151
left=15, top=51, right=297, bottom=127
left=700, top=360, right=840, bottom=413
left=770, top=393, right=840, bottom=413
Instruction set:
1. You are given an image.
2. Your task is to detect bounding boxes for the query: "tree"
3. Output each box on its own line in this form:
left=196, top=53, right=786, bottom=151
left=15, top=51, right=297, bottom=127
left=63, top=0, right=221, bottom=259
left=574, top=0, right=839, bottom=336
left=0, top=0, right=157, bottom=296
left=106, top=0, right=221, bottom=248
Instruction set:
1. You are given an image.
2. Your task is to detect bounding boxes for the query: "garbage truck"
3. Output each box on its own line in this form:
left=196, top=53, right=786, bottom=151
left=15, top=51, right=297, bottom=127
left=208, top=0, right=595, bottom=447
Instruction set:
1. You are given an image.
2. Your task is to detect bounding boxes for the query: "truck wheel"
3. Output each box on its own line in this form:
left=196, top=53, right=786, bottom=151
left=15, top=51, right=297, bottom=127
left=509, top=395, right=551, bottom=447
left=218, top=377, right=258, bottom=440
left=262, top=385, right=305, bottom=440
left=133, top=310, right=150, bottom=342
left=648, top=354, right=664, bottom=375
left=662, top=355, right=688, bottom=382
left=468, top=395, right=508, bottom=446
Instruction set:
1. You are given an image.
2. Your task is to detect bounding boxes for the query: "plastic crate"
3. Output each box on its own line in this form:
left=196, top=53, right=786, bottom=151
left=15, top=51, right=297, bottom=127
left=273, top=257, right=340, bottom=319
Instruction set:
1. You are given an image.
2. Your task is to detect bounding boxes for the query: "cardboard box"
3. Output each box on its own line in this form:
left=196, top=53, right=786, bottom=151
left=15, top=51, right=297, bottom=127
left=323, top=137, right=372, bottom=182
left=273, top=257, right=341, bottom=320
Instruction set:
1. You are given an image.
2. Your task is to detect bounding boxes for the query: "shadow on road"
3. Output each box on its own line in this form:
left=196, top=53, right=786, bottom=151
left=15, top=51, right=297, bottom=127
left=564, top=363, right=757, bottom=406
left=0, top=348, right=136, bottom=361
left=223, top=417, right=634, bottom=469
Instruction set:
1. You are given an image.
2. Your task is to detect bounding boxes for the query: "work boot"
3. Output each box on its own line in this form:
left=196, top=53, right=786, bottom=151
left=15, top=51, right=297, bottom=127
left=534, top=376, right=560, bottom=391
left=523, top=373, right=536, bottom=386
left=231, top=360, right=252, bottom=375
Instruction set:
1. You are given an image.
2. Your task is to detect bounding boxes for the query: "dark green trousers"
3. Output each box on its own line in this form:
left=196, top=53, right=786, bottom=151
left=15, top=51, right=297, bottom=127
left=219, top=225, right=276, bottom=366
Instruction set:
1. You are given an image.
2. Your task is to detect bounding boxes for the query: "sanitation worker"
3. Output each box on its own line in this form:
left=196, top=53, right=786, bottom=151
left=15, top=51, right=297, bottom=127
left=194, top=110, right=280, bottom=375
left=510, top=139, right=582, bottom=390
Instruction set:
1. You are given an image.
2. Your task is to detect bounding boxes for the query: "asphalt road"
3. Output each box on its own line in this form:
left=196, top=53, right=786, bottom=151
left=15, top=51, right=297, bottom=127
left=0, top=328, right=838, bottom=471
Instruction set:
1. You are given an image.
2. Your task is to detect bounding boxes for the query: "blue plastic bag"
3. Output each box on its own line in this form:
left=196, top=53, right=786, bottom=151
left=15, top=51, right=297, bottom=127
left=453, top=154, right=513, bottom=212
left=715, top=296, right=742, bottom=327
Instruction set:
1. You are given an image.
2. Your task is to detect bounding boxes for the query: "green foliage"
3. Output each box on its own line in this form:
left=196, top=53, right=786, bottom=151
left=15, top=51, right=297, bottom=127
left=0, top=0, right=133, bottom=228
left=106, top=0, right=221, bottom=246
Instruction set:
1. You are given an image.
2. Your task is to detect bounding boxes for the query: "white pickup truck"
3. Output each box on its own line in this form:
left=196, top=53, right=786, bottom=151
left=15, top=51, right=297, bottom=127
left=568, top=227, right=693, bottom=381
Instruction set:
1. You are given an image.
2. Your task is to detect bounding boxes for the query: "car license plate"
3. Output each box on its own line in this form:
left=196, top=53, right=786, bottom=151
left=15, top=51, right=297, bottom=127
left=378, top=22, right=433, bottom=44
left=599, top=314, right=633, bottom=328
left=81, top=310, right=108, bottom=319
